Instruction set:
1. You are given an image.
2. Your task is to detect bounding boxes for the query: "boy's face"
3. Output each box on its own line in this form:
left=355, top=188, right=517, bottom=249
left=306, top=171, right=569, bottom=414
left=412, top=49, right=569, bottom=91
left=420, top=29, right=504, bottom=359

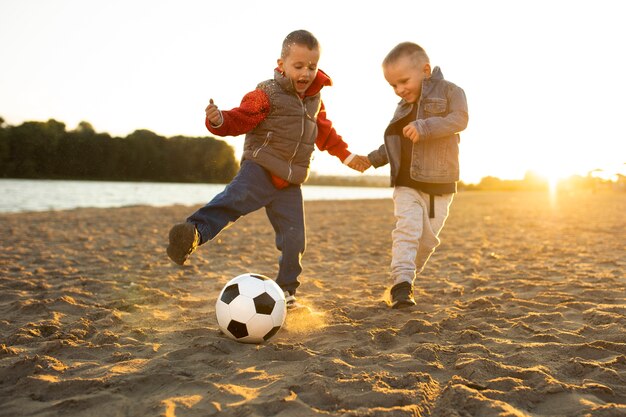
left=277, top=44, right=320, bottom=94
left=383, top=55, right=431, bottom=104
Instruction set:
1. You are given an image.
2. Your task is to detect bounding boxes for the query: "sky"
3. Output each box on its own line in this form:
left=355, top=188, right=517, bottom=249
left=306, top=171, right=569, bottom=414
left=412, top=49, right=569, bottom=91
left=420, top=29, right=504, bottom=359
left=1, top=0, right=625, bottom=184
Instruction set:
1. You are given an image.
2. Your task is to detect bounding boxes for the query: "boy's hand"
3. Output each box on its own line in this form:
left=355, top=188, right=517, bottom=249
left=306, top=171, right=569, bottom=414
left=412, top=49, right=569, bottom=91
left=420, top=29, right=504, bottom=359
left=205, top=98, right=223, bottom=126
left=403, top=123, right=420, bottom=143
left=347, top=155, right=371, bottom=173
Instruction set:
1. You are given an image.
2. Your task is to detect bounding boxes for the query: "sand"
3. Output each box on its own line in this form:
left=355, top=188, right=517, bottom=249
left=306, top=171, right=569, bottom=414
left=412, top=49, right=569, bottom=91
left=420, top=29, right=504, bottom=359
left=1, top=190, right=625, bottom=416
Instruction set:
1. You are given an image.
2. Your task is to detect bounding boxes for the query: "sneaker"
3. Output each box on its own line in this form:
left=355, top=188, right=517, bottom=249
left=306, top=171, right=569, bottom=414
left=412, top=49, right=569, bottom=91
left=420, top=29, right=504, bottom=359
left=390, top=281, right=416, bottom=309
left=167, top=222, right=199, bottom=265
left=284, top=291, right=299, bottom=309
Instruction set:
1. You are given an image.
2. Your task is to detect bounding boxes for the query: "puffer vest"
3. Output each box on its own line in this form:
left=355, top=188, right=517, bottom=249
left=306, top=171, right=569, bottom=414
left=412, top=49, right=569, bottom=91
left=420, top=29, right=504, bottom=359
left=241, top=70, right=321, bottom=184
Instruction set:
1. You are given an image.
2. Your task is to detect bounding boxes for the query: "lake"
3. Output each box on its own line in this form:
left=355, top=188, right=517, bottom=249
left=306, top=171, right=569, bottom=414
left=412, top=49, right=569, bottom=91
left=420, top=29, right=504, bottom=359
left=0, top=179, right=392, bottom=213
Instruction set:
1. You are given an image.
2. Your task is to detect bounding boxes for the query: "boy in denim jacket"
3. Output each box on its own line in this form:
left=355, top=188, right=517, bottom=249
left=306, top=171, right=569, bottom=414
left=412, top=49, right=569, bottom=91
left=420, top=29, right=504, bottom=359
left=366, top=42, right=469, bottom=308
left=167, top=30, right=368, bottom=308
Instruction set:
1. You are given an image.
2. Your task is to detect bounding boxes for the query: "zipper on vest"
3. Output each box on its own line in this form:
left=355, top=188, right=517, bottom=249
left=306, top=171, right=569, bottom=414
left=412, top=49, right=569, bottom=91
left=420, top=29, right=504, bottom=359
left=287, top=100, right=306, bottom=181
left=253, top=131, right=273, bottom=158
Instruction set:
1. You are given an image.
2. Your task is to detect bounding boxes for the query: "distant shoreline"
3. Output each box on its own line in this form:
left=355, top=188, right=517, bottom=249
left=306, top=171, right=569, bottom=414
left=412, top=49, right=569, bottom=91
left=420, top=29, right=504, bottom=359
left=3, top=169, right=623, bottom=192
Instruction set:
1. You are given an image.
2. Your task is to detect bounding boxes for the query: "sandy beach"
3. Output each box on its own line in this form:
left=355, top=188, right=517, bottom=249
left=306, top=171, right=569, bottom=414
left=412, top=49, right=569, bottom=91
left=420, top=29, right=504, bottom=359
left=1, top=190, right=625, bottom=416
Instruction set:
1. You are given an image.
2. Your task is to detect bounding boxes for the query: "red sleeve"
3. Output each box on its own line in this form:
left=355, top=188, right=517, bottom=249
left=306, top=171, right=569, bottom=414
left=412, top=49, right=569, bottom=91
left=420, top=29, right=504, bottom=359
left=206, top=89, right=270, bottom=136
left=315, top=100, right=351, bottom=161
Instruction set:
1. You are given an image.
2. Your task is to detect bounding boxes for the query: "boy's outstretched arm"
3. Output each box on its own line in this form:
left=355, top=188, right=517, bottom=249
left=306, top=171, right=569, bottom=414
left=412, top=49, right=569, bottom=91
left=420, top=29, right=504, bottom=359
left=367, top=144, right=389, bottom=168
left=205, top=90, right=270, bottom=137
left=314, top=101, right=350, bottom=160
left=315, top=105, right=369, bottom=173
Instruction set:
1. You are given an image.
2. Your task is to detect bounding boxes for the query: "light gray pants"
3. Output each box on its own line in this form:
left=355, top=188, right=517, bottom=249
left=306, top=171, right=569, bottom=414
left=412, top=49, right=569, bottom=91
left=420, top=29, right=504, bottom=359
left=391, top=186, right=454, bottom=285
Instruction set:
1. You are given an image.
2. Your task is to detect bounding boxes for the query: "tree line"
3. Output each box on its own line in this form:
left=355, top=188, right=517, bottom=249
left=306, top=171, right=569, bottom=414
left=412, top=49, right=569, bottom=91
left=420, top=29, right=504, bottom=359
left=0, top=117, right=238, bottom=183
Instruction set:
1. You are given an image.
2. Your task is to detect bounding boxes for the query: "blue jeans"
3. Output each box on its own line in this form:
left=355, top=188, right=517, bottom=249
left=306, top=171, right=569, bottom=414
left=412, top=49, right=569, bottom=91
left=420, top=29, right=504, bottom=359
left=187, top=160, right=305, bottom=294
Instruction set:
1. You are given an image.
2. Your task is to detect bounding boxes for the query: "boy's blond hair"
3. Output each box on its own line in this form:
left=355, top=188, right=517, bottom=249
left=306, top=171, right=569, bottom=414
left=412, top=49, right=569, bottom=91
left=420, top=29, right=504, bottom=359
left=383, top=42, right=430, bottom=67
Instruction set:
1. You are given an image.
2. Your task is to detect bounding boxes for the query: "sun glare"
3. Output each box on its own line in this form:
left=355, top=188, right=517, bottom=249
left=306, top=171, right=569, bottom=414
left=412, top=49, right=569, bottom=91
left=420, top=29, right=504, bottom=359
left=531, top=166, right=570, bottom=197
left=546, top=174, right=562, bottom=195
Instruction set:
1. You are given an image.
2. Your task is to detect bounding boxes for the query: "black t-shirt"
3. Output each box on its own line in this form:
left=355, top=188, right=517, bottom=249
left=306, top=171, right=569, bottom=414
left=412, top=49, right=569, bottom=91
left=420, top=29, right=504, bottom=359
left=394, top=105, right=456, bottom=195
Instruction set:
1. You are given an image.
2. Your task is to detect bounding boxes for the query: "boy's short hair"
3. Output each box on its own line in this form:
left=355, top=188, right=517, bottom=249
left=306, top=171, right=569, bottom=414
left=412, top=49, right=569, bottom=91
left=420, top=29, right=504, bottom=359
left=281, top=30, right=320, bottom=58
left=383, top=42, right=430, bottom=67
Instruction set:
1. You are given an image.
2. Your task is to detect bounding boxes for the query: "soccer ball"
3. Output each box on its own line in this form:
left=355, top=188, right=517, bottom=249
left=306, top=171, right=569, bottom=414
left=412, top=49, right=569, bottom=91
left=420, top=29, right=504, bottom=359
left=215, top=273, right=287, bottom=344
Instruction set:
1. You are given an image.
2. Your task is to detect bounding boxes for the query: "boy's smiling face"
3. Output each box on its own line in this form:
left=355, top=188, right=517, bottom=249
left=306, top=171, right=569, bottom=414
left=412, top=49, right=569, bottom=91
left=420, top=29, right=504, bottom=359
left=277, top=43, right=320, bottom=94
left=383, top=55, right=431, bottom=104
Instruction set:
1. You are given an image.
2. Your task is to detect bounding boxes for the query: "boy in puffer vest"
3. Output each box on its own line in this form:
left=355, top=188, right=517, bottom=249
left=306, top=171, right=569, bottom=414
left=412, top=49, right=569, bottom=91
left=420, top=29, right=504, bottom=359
left=365, top=42, right=469, bottom=308
left=167, top=30, right=369, bottom=309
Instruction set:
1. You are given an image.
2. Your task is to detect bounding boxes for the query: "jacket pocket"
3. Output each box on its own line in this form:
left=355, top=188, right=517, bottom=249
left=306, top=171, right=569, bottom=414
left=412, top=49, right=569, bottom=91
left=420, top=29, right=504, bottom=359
left=422, top=98, right=447, bottom=116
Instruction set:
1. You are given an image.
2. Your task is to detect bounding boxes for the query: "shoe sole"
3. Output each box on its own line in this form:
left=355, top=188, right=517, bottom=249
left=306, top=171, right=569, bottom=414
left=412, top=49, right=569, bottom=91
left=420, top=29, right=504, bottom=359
left=167, top=223, right=197, bottom=265
left=391, top=299, right=416, bottom=309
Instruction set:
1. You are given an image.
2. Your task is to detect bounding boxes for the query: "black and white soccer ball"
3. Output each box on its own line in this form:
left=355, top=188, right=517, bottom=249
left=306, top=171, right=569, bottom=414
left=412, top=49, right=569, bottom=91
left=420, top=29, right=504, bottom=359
left=215, top=273, right=287, bottom=343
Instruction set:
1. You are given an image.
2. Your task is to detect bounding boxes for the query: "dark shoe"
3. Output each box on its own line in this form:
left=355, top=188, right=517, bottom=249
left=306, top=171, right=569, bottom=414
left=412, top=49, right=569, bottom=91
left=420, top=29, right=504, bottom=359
left=390, top=282, right=416, bottom=309
left=284, top=291, right=299, bottom=309
left=167, top=222, right=199, bottom=265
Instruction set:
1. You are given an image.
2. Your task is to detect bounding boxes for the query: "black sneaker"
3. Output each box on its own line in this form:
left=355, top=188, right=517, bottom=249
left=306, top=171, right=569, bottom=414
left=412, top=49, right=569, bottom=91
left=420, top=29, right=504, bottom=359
left=167, top=222, right=199, bottom=265
left=284, top=291, right=299, bottom=309
left=390, top=281, right=416, bottom=309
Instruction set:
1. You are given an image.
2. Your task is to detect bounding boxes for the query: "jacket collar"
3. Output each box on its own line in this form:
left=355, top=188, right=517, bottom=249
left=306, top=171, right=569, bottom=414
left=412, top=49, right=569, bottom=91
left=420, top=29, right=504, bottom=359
left=273, top=68, right=332, bottom=97
left=421, top=66, right=443, bottom=97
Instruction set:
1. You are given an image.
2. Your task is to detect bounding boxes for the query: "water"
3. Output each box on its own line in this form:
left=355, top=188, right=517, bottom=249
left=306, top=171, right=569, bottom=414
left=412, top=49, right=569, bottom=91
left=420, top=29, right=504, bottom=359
left=0, top=179, right=392, bottom=213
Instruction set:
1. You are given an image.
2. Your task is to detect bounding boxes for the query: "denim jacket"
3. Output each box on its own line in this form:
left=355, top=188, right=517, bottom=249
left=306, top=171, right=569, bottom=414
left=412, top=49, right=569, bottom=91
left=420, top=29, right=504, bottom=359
left=368, top=67, right=468, bottom=185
